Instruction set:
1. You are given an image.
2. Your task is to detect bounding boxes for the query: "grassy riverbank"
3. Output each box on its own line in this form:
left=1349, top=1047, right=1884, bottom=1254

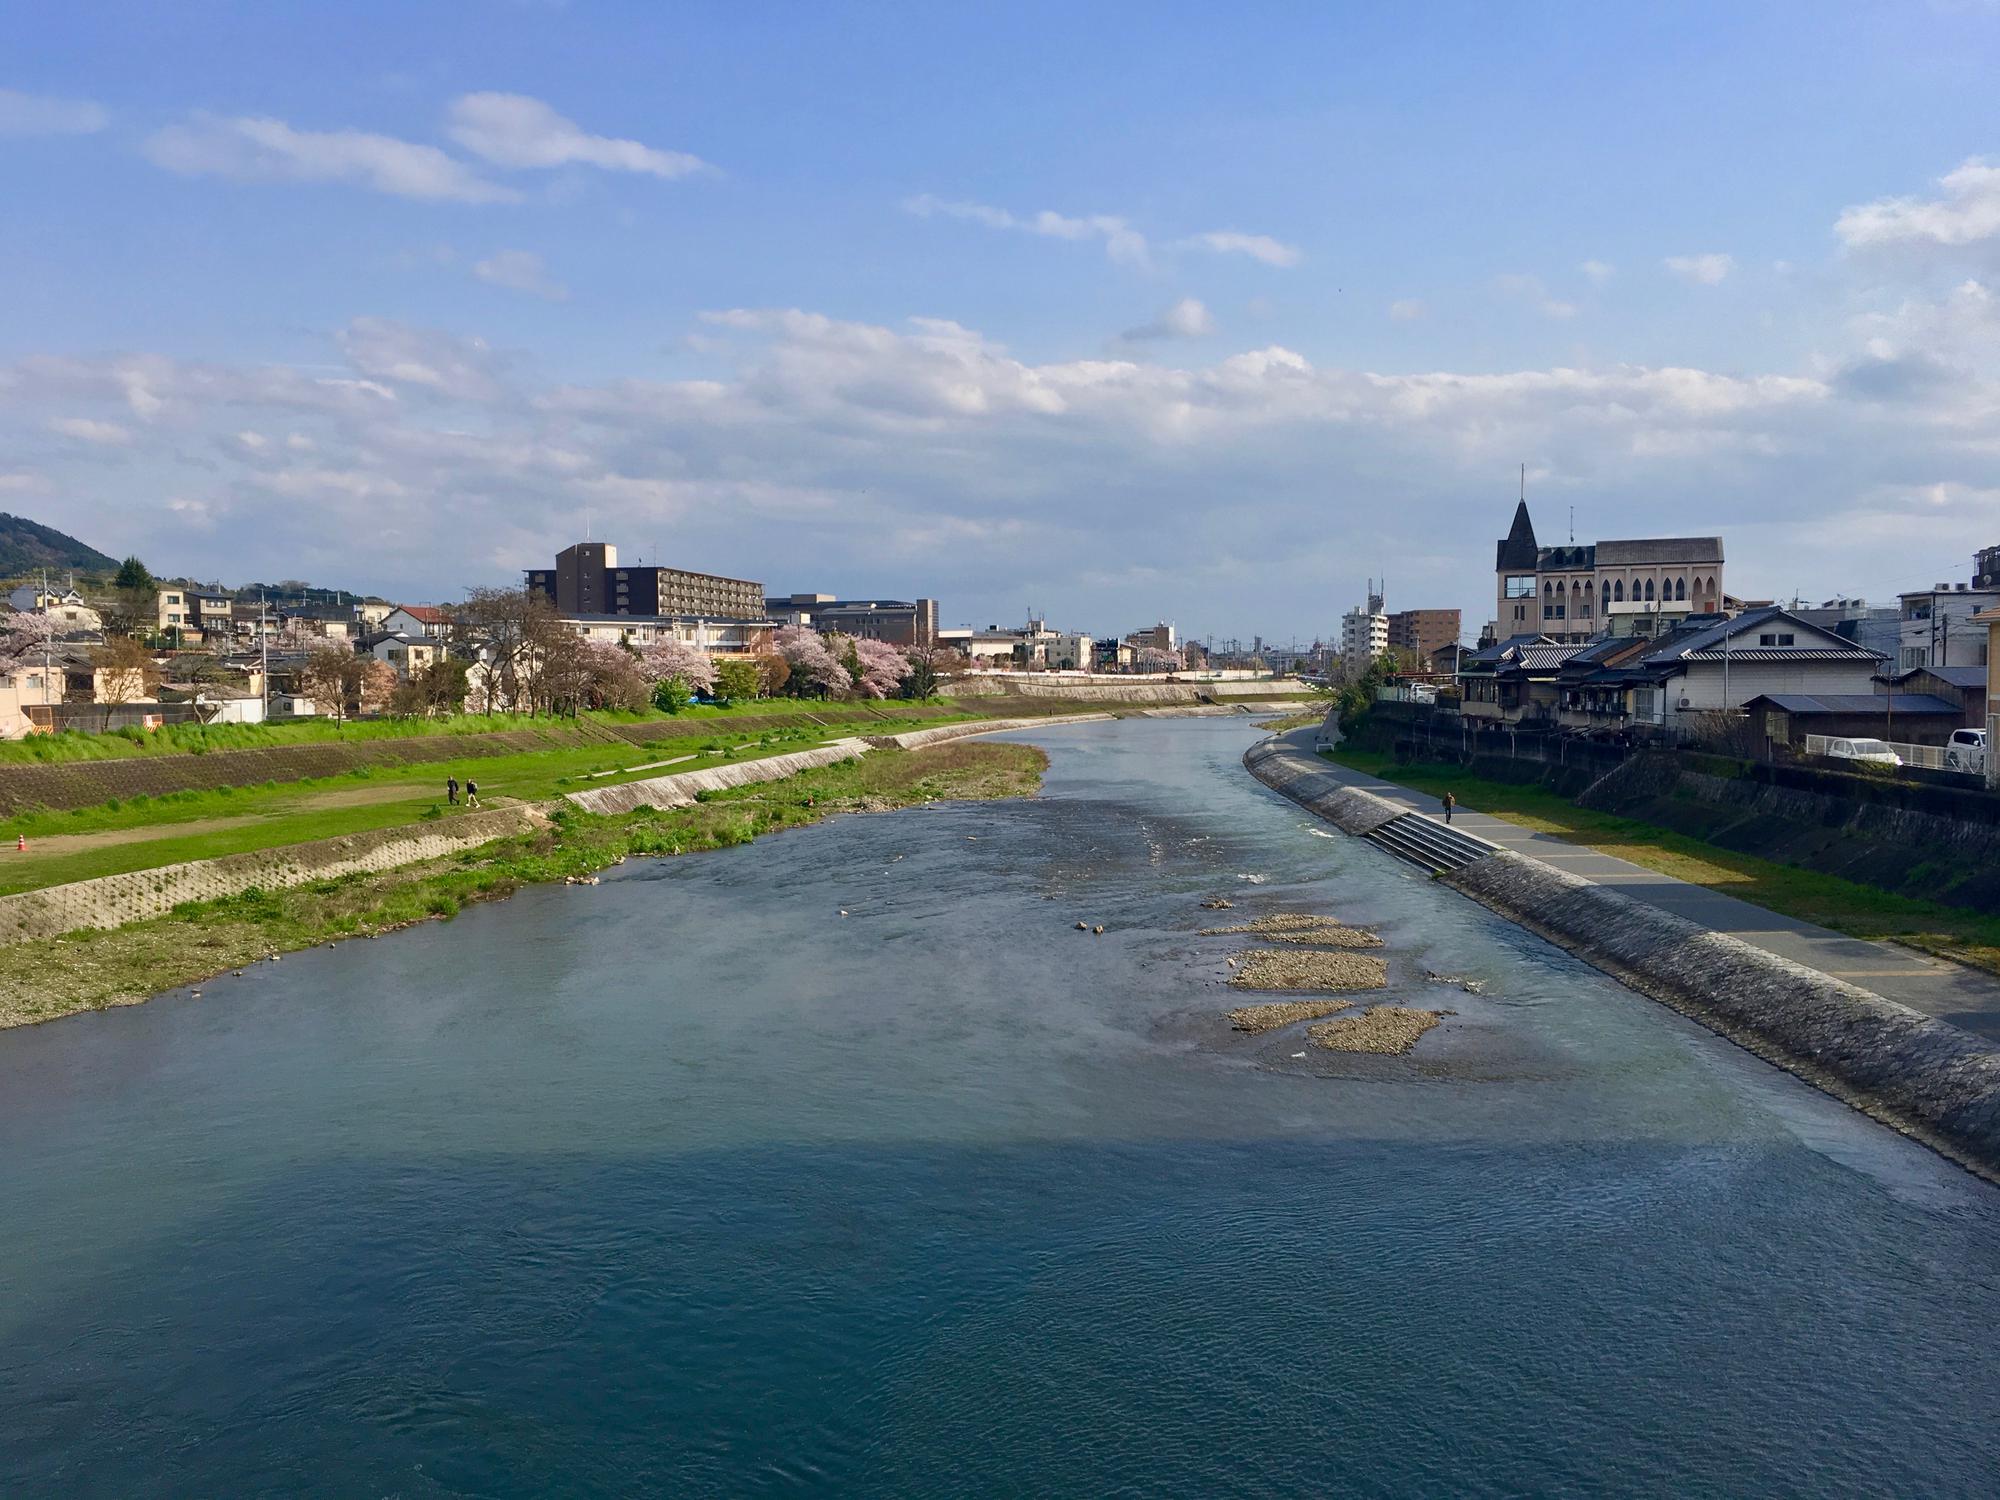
left=0, top=719, right=950, bottom=895
left=1328, top=747, right=2000, bottom=974
left=0, top=741, right=1047, bottom=1028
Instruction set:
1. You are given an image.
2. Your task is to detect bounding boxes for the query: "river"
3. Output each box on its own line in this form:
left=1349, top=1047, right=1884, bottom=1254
left=2, top=717, right=1996, bottom=1496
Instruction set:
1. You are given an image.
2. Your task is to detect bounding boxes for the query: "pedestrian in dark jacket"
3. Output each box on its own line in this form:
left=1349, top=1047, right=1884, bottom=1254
left=464, top=780, right=480, bottom=808
left=1442, top=791, right=1456, bottom=825
left=446, top=776, right=459, bottom=805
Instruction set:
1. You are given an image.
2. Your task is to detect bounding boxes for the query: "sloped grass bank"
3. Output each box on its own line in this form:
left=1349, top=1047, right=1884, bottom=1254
left=0, top=742, right=1046, bottom=1029
left=1327, top=747, right=2000, bottom=976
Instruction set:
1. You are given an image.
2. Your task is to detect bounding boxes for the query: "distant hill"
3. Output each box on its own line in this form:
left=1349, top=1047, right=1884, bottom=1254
left=0, top=512, right=119, bottom=580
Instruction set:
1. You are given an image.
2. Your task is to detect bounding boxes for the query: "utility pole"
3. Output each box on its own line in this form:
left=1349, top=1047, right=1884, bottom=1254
left=260, top=590, right=269, bottom=722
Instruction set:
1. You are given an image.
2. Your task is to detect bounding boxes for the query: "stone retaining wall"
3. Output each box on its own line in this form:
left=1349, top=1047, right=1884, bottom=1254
left=1244, top=732, right=2000, bottom=1180
left=0, top=805, right=540, bottom=944
left=940, top=679, right=1204, bottom=704
left=863, top=714, right=1117, bottom=750
left=563, top=740, right=872, bottom=814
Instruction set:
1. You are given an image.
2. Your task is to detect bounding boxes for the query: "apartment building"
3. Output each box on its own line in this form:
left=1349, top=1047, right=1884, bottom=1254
left=527, top=541, right=766, bottom=622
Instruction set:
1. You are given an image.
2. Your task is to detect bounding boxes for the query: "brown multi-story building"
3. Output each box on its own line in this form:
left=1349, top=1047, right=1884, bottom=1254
left=1386, top=607, right=1461, bottom=668
left=527, top=542, right=765, bottom=621
left=766, top=593, right=939, bottom=646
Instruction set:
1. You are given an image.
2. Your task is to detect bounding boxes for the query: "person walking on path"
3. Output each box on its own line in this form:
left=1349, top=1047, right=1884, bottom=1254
left=464, top=779, right=480, bottom=809
left=446, top=775, right=459, bottom=806
left=1441, top=791, right=1456, bottom=825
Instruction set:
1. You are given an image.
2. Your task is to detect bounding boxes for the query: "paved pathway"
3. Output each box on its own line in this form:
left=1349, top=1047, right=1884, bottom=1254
left=1311, top=747, right=2000, bottom=1043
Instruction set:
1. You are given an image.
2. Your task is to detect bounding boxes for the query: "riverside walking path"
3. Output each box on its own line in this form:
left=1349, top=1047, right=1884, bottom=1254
left=1303, top=735, right=2000, bottom=1043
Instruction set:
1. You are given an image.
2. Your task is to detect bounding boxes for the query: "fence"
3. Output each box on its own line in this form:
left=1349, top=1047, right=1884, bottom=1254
left=1804, top=734, right=1946, bottom=770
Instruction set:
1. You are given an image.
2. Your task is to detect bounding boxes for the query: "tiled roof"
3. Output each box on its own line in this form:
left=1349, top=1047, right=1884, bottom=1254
left=1748, top=693, right=1961, bottom=715
left=1595, top=536, right=1725, bottom=565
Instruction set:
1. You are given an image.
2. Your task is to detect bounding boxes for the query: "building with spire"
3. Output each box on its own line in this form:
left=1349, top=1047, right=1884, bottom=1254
left=1493, top=501, right=1724, bottom=644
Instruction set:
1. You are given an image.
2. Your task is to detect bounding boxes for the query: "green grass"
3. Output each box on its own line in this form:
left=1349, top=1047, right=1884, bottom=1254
left=1328, top=747, right=2000, bottom=974
left=2, top=741, right=1048, bottom=1028
left=0, top=698, right=983, bottom=765
left=0, top=714, right=959, bottom=894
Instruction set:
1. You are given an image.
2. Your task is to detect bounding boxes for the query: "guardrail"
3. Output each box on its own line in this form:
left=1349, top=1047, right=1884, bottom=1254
left=1804, top=734, right=1946, bottom=770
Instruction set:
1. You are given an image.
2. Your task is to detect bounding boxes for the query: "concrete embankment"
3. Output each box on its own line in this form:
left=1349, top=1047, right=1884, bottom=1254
left=569, top=713, right=1130, bottom=809
left=862, top=714, right=1117, bottom=750
left=0, top=806, right=540, bottom=944
left=564, top=740, right=874, bottom=814
left=1243, top=735, right=2000, bottom=1180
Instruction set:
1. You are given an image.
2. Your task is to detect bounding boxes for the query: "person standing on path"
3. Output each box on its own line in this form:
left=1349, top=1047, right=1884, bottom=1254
left=446, top=775, right=459, bottom=806
left=464, top=779, right=479, bottom=809
left=1441, top=791, right=1456, bottom=825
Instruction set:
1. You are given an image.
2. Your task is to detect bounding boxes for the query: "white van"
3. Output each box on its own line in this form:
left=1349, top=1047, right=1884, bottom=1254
left=1945, top=728, right=1987, bottom=777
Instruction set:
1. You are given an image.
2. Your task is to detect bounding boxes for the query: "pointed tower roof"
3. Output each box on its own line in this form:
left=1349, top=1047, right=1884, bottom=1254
left=1495, top=500, right=1539, bottom=571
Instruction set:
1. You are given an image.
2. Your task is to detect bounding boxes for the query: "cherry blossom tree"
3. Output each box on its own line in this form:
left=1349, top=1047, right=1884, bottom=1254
left=850, top=637, right=911, bottom=698
left=357, top=658, right=398, bottom=716
left=0, top=611, right=59, bottom=668
left=1134, top=647, right=1179, bottom=674
left=774, top=624, right=852, bottom=698
left=638, top=639, right=716, bottom=697
left=581, top=641, right=650, bottom=712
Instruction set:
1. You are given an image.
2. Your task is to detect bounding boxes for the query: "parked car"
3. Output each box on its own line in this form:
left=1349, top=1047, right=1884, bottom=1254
left=1945, top=727, right=1988, bottom=777
left=1825, top=737, right=1902, bottom=768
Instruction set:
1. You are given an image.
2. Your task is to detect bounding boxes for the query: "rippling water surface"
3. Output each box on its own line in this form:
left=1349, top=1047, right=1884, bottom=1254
left=3, top=718, right=1997, bottom=1496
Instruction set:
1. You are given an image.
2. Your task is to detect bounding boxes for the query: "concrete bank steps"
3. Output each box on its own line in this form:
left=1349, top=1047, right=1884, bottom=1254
left=1364, top=812, right=1497, bottom=874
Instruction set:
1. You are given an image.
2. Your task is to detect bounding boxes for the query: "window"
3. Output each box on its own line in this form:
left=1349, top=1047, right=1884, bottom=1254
left=1758, top=632, right=1795, bottom=646
left=1675, top=577, right=1686, bottom=601
left=1504, top=575, right=1535, bottom=599
left=1614, top=581, right=1624, bottom=602
left=1901, top=647, right=1925, bottom=669
left=1644, top=579, right=1656, bottom=602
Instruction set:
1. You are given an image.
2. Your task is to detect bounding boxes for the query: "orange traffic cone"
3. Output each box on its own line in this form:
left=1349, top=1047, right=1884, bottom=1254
left=15, top=834, right=24, bottom=852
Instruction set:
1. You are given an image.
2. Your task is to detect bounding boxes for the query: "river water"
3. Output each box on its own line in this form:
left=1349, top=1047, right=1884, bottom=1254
left=2, top=718, right=1997, bottom=1496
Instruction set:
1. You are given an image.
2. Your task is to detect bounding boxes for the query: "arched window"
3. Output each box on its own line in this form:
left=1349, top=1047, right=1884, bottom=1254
left=1643, top=578, right=1655, bottom=602
left=1675, top=577, right=1686, bottom=601
left=1543, top=581, right=1553, bottom=599
left=1614, top=580, right=1624, bottom=602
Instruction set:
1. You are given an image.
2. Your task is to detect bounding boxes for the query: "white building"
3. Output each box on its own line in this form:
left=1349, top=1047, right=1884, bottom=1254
left=1897, top=583, right=1998, bottom=672
left=1623, top=607, right=1887, bottom=730
left=1340, top=589, right=1389, bottom=672
left=561, top=613, right=774, bottom=659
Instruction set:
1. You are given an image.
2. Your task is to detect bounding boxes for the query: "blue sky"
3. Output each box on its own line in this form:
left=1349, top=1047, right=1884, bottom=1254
left=6, top=1, right=2000, bottom=643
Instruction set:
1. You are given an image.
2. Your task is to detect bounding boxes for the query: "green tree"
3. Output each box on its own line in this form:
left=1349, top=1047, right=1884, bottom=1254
left=714, top=659, right=761, bottom=705
left=113, top=556, right=155, bottom=591
left=653, top=676, right=694, bottom=713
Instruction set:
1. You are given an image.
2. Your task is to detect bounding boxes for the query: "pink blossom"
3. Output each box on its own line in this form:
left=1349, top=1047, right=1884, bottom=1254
left=850, top=637, right=910, bottom=698
left=638, top=638, right=717, bottom=696
left=774, top=624, right=852, bottom=697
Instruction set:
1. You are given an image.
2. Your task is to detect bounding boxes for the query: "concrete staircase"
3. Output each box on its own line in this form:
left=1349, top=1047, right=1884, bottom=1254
left=1364, top=812, right=1496, bottom=874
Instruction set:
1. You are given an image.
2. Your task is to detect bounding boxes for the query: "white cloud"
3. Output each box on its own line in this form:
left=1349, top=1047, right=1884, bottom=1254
left=144, top=112, right=516, bottom=202
left=1579, top=259, right=1614, bottom=284
left=1664, top=253, right=1734, bottom=285
left=1122, top=298, right=1214, bottom=341
left=903, top=194, right=1149, bottom=266
left=0, top=472, right=45, bottom=493
left=1388, top=299, right=1426, bottom=322
left=335, top=317, right=511, bottom=402
left=47, top=416, right=132, bottom=445
left=1180, top=230, right=1302, bottom=268
left=445, top=93, right=707, bottom=178
left=1836, top=157, right=2000, bottom=250
left=1495, top=274, right=1576, bottom=318
left=4, top=284, right=1991, bottom=633
left=473, top=249, right=570, bottom=301
left=0, top=87, right=108, bottom=136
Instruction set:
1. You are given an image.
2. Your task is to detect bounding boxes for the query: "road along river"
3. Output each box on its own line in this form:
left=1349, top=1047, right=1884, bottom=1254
left=1, top=717, right=1996, bottom=1496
